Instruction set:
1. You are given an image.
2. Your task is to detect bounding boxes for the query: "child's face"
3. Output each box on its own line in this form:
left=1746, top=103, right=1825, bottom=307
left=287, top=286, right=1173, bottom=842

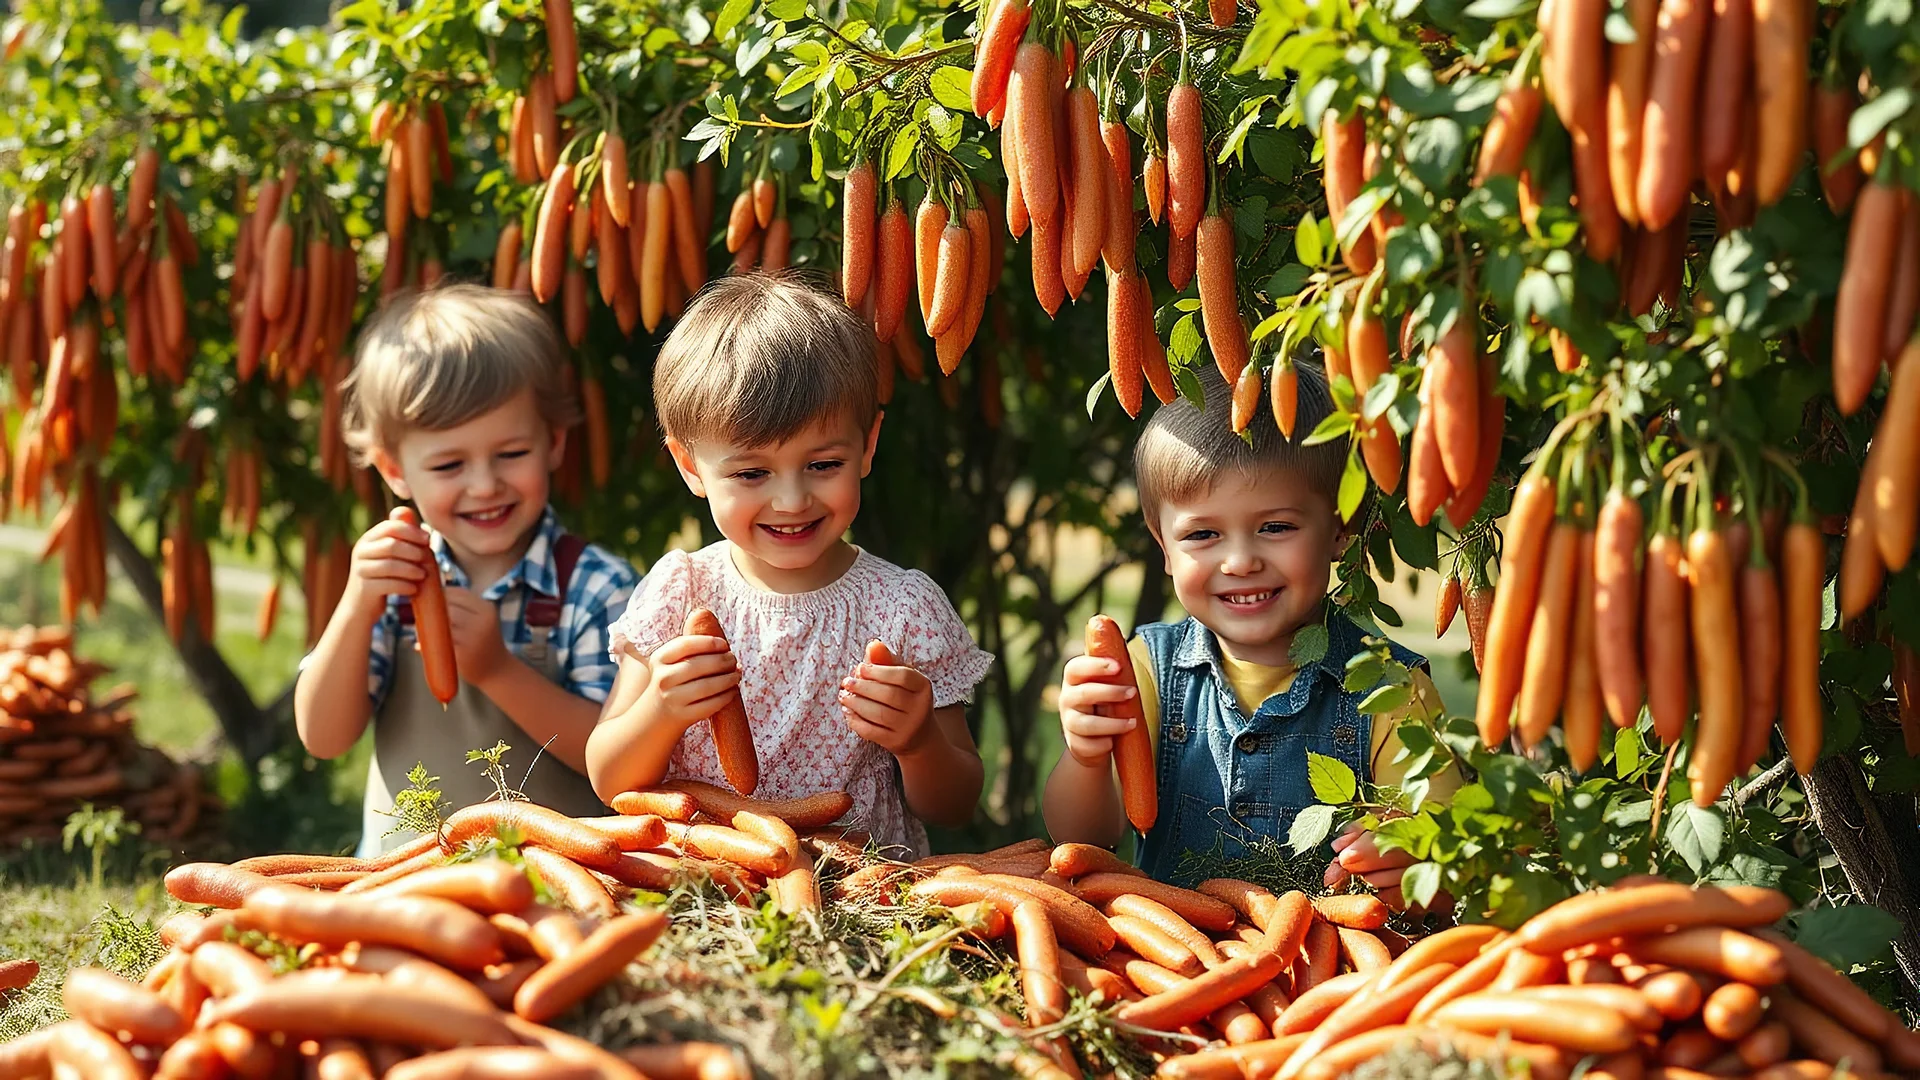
left=1154, top=466, right=1346, bottom=666
left=373, top=389, right=561, bottom=568
left=667, top=412, right=881, bottom=588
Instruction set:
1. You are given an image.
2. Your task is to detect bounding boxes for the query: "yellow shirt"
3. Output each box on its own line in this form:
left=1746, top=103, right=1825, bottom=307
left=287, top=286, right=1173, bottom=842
left=1126, top=636, right=1460, bottom=801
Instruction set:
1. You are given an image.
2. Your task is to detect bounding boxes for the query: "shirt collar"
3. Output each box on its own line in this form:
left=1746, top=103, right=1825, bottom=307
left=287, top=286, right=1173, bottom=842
left=428, top=506, right=565, bottom=601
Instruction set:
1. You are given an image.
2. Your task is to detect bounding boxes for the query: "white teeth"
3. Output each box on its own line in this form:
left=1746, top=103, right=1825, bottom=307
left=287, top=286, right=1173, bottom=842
left=465, top=507, right=510, bottom=522
left=1222, top=591, right=1274, bottom=606
left=764, top=523, right=812, bottom=535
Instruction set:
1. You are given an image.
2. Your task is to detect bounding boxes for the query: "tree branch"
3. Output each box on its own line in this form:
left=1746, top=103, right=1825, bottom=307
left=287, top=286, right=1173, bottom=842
left=103, top=514, right=277, bottom=765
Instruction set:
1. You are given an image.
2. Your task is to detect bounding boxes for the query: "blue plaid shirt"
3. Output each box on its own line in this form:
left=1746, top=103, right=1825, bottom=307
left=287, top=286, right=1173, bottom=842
left=364, top=507, right=639, bottom=708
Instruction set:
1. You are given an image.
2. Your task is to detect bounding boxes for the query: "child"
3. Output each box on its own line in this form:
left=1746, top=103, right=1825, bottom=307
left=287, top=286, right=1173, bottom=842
left=586, top=273, right=991, bottom=860
left=294, top=285, right=640, bottom=857
left=1042, top=361, right=1454, bottom=894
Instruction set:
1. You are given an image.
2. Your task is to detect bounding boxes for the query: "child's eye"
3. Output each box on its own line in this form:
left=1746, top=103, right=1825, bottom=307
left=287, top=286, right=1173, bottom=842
left=498, top=449, right=530, bottom=460
left=808, top=459, right=845, bottom=472
left=430, top=460, right=462, bottom=473
left=1181, top=529, right=1218, bottom=542
left=731, top=468, right=769, bottom=481
left=1261, top=521, right=1296, bottom=534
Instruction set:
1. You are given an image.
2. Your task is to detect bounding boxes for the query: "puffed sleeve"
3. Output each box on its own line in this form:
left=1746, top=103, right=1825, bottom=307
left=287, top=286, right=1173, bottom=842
left=891, top=570, right=995, bottom=708
left=608, top=548, right=693, bottom=662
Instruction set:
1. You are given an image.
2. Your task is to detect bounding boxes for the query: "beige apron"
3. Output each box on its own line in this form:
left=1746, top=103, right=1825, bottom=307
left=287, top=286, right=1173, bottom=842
left=358, top=539, right=606, bottom=856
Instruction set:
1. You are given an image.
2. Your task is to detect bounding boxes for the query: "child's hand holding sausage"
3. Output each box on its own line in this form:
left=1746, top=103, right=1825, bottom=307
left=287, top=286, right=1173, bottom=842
left=637, top=631, right=741, bottom=731
left=1058, top=654, right=1142, bottom=767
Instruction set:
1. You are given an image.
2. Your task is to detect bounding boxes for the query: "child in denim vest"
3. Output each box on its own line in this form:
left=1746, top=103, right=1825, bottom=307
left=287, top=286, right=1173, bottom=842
left=1043, top=362, right=1456, bottom=894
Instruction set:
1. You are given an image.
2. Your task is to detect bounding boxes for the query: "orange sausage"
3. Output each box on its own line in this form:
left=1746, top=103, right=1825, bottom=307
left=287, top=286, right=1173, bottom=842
left=62, top=966, right=187, bottom=1044
left=512, top=911, right=667, bottom=1022
left=1084, top=614, right=1157, bottom=833
left=391, top=507, right=457, bottom=706
left=682, top=608, right=759, bottom=794
left=1594, top=490, right=1645, bottom=728
left=1642, top=531, right=1692, bottom=744
left=1834, top=181, right=1904, bottom=415
left=1516, top=520, right=1580, bottom=749
left=1478, top=474, right=1558, bottom=745
left=1685, top=525, right=1744, bottom=805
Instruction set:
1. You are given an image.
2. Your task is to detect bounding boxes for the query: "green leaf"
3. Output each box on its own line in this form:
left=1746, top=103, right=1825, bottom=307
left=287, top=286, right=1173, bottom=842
left=1290, top=622, right=1330, bottom=667
left=926, top=104, right=964, bottom=149
left=930, top=66, right=973, bottom=113
left=1308, top=753, right=1359, bottom=803
left=1303, top=410, right=1355, bottom=446
left=1269, top=263, right=1313, bottom=298
left=1296, top=210, right=1324, bottom=266
left=1170, top=314, right=1203, bottom=366
left=1665, top=802, right=1726, bottom=875
left=1384, top=222, right=1443, bottom=284
left=1795, top=905, right=1902, bottom=971
left=768, top=0, right=807, bottom=22
left=1389, top=508, right=1439, bottom=570
left=1849, top=89, right=1912, bottom=160
left=1338, top=452, right=1369, bottom=521
left=1288, top=803, right=1337, bottom=854
left=1615, top=726, right=1644, bottom=777
left=1402, top=861, right=1442, bottom=909
left=714, top=0, right=754, bottom=41
left=883, top=124, right=919, bottom=181
left=1403, top=118, right=1464, bottom=190
left=1085, top=371, right=1113, bottom=417
left=1344, top=655, right=1387, bottom=692
left=1358, top=684, right=1411, bottom=714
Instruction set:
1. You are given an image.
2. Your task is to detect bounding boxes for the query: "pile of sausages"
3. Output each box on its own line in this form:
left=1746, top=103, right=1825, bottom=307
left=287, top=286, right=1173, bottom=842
left=1157, top=880, right=1920, bottom=1080
left=0, top=781, right=850, bottom=1078
left=0, top=626, right=212, bottom=847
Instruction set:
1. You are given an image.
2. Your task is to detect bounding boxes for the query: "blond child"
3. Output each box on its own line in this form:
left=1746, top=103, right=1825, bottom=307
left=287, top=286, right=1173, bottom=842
left=586, top=273, right=989, bottom=858
left=294, top=286, right=640, bottom=857
left=1042, top=362, right=1455, bottom=894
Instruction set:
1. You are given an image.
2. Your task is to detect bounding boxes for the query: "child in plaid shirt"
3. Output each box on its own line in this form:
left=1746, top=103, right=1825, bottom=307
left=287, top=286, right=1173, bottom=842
left=294, top=285, right=639, bottom=856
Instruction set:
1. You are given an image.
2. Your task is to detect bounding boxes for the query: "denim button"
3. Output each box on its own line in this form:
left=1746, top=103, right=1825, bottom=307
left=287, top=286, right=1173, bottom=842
left=1235, top=733, right=1258, bottom=754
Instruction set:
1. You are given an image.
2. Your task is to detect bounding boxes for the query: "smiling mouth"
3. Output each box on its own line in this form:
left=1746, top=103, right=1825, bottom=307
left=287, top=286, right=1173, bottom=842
left=460, top=505, right=514, bottom=524
left=760, top=520, right=822, bottom=538
left=1219, top=589, right=1277, bottom=607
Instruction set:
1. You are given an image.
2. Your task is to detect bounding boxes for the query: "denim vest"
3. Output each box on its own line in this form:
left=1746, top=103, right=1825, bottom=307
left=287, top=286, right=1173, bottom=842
left=1133, top=611, right=1427, bottom=887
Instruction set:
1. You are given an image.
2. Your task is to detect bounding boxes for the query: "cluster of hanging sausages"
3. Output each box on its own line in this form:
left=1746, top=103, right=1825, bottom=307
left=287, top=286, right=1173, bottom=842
left=0, top=626, right=214, bottom=849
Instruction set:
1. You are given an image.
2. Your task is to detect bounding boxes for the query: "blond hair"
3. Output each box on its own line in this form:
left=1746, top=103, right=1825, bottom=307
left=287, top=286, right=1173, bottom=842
left=1134, top=358, right=1346, bottom=534
left=341, top=284, right=577, bottom=464
left=653, top=271, right=879, bottom=448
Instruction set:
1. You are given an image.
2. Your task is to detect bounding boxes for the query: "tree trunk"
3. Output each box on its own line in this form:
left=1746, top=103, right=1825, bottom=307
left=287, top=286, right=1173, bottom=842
left=103, top=514, right=280, bottom=765
left=1801, top=751, right=1920, bottom=999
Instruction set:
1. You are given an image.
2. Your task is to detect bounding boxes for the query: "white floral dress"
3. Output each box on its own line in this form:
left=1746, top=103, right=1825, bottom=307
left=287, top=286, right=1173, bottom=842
left=610, top=542, right=994, bottom=858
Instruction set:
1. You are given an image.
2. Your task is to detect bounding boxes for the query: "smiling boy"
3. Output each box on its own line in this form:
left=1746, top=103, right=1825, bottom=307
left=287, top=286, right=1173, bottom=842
left=1043, top=362, right=1453, bottom=893
left=294, top=286, right=639, bottom=856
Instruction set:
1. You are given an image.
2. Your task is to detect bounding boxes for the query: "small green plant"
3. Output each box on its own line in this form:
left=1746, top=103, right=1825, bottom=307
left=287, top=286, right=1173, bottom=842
left=465, top=740, right=528, bottom=804
left=385, top=763, right=448, bottom=840
left=61, top=804, right=138, bottom=892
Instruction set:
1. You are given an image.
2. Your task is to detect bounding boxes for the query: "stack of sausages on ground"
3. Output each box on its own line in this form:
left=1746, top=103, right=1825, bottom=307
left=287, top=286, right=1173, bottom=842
left=0, top=626, right=213, bottom=848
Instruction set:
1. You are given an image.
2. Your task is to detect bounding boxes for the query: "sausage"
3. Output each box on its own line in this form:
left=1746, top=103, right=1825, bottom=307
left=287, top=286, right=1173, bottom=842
left=165, top=862, right=276, bottom=908
left=393, top=507, right=458, bottom=705
left=1375, top=925, right=1505, bottom=992
left=384, top=1047, right=599, bottom=1080
left=1753, top=929, right=1894, bottom=1042
left=1070, top=874, right=1236, bottom=932
left=608, top=789, right=700, bottom=821
left=1114, top=950, right=1290, bottom=1033
left=1620, top=926, right=1786, bottom=986
left=1701, top=981, right=1763, bottom=1040
left=658, top=779, right=851, bottom=829
left=518, top=846, right=619, bottom=921
left=1512, top=983, right=1664, bottom=1032
left=682, top=609, right=759, bottom=794
left=441, top=801, right=623, bottom=871
left=1517, top=883, right=1791, bottom=952
left=1084, top=614, right=1157, bottom=833
left=201, top=971, right=519, bottom=1047
left=241, top=884, right=504, bottom=970
left=1275, top=964, right=1460, bottom=1080
left=1312, top=894, right=1391, bottom=930
left=1276, top=970, right=1378, bottom=1035
left=1635, top=968, right=1707, bottom=1020
left=577, top=815, right=667, bottom=852
left=512, top=910, right=667, bottom=1022
left=61, top=966, right=188, bottom=1044
left=1051, top=844, right=1146, bottom=880
left=1768, top=991, right=1885, bottom=1074
left=1431, top=990, right=1640, bottom=1053
left=1106, top=893, right=1221, bottom=966
left=47, top=1019, right=143, bottom=1080
left=363, top=860, right=535, bottom=913
left=189, top=940, right=273, bottom=997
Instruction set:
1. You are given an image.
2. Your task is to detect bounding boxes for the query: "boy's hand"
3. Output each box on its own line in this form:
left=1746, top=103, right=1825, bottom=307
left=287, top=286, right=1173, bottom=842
left=442, top=587, right=512, bottom=688
left=347, top=510, right=432, bottom=615
left=1325, top=820, right=1439, bottom=912
left=1058, top=654, right=1141, bottom=768
left=840, top=643, right=936, bottom=757
left=639, top=633, right=741, bottom=731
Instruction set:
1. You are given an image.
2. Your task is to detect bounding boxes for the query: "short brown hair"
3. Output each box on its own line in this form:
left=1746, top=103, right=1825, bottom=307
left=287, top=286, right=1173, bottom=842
left=342, top=284, right=577, bottom=464
left=1133, top=357, right=1346, bottom=533
left=653, top=271, right=879, bottom=448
